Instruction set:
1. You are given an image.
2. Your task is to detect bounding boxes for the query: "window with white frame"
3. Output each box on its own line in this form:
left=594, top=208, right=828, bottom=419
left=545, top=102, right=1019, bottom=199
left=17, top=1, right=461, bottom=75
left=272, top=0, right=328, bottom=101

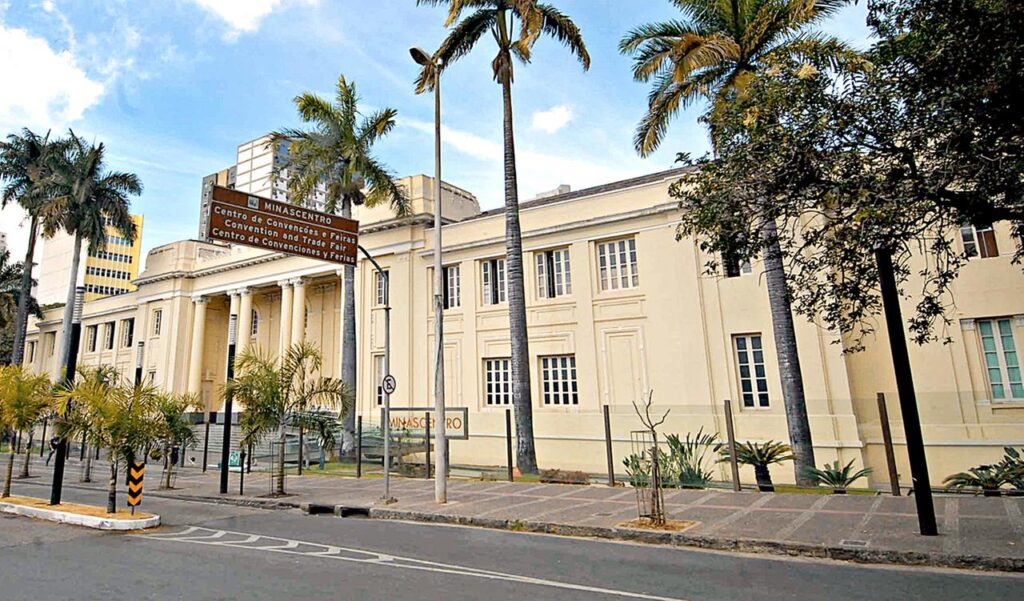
left=86, top=325, right=98, bottom=353
left=483, top=358, right=511, bottom=405
left=152, top=309, right=163, bottom=336
left=977, top=318, right=1023, bottom=401
left=541, top=355, right=578, bottom=405
left=27, top=341, right=36, bottom=363
left=44, top=332, right=55, bottom=356
left=373, top=355, right=386, bottom=405
left=596, top=237, right=639, bottom=291
left=481, top=258, right=507, bottom=305
left=442, top=265, right=461, bottom=309
left=375, top=271, right=388, bottom=306
left=734, top=334, right=769, bottom=408
left=121, top=318, right=134, bottom=348
left=536, top=248, right=572, bottom=298
left=961, top=223, right=999, bottom=258
left=104, top=322, right=115, bottom=350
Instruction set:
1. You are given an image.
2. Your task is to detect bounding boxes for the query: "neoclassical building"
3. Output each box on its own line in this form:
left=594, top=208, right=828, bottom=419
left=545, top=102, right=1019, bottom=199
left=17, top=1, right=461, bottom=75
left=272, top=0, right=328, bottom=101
left=22, top=170, right=1024, bottom=486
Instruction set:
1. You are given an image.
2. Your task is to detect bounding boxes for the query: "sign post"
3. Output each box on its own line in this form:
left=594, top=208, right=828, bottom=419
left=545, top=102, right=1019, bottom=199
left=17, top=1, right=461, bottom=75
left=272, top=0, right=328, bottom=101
left=127, top=460, right=145, bottom=515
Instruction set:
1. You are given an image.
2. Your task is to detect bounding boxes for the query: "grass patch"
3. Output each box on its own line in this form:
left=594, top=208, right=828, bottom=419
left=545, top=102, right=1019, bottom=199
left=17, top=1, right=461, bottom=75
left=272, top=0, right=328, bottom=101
left=1, top=495, right=154, bottom=520
left=772, top=485, right=877, bottom=496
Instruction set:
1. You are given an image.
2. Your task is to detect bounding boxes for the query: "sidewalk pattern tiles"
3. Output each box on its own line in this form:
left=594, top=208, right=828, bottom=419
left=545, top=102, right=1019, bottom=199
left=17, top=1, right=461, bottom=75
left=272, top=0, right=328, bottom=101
left=135, top=526, right=686, bottom=601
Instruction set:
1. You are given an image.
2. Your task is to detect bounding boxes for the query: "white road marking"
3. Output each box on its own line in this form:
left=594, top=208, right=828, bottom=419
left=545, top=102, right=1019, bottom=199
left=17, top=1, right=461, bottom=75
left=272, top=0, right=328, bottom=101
left=134, top=527, right=686, bottom=601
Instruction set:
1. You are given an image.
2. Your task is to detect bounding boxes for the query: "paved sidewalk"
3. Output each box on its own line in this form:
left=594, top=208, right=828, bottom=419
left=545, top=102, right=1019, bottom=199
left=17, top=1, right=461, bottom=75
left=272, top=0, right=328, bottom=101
left=17, top=462, right=1024, bottom=572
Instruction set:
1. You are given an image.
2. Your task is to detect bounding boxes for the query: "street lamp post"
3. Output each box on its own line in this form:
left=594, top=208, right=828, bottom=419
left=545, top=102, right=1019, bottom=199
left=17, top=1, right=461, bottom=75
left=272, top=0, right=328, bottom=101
left=358, top=246, right=394, bottom=503
left=411, top=45, right=448, bottom=504
left=219, top=313, right=238, bottom=495
left=50, top=286, right=84, bottom=506
left=135, top=341, right=145, bottom=386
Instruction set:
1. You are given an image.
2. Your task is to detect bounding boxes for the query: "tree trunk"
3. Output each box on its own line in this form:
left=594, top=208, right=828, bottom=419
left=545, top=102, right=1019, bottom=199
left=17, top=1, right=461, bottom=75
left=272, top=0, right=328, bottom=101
left=163, top=444, right=173, bottom=489
left=106, top=458, right=117, bottom=514
left=500, top=76, right=538, bottom=475
left=754, top=464, right=775, bottom=492
left=10, top=214, right=39, bottom=366
left=340, top=199, right=357, bottom=450
left=760, top=212, right=816, bottom=485
left=82, top=440, right=92, bottom=482
left=2, top=450, right=14, bottom=497
left=276, top=425, right=287, bottom=495
left=57, top=230, right=84, bottom=372
left=18, top=429, right=33, bottom=478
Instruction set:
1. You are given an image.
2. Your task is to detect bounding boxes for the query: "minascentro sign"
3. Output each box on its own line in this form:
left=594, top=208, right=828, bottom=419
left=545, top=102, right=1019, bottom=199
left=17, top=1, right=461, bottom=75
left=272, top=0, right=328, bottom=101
left=207, top=185, right=358, bottom=265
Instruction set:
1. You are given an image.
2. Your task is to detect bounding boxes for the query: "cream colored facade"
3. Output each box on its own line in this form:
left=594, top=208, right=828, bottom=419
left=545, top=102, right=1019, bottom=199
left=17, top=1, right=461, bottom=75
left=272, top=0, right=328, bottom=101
left=22, top=170, right=1024, bottom=487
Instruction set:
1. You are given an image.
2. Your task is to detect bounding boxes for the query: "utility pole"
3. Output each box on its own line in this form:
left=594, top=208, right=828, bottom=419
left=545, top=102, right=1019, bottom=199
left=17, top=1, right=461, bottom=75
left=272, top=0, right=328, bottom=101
left=411, top=45, right=448, bottom=504
left=875, top=245, right=937, bottom=535
left=50, top=286, right=84, bottom=506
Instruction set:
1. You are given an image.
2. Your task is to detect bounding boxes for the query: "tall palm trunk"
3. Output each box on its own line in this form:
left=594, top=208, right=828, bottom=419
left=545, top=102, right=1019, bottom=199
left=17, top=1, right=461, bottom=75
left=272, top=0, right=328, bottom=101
left=18, top=429, right=33, bottom=478
left=57, top=230, right=84, bottom=371
left=162, top=444, right=173, bottom=489
left=276, top=424, right=287, bottom=494
left=501, top=76, right=538, bottom=475
left=3, top=448, right=14, bottom=497
left=82, top=438, right=92, bottom=482
left=760, top=212, right=815, bottom=485
left=107, top=458, right=118, bottom=513
left=340, top=198, right=357, bottom=450
left=10, top=215, right=39, bottom=366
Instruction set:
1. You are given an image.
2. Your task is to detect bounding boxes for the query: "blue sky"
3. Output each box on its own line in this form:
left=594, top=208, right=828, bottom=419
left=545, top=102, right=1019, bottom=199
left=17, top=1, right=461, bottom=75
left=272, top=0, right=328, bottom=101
left=0, top=0, right=871, bottom=266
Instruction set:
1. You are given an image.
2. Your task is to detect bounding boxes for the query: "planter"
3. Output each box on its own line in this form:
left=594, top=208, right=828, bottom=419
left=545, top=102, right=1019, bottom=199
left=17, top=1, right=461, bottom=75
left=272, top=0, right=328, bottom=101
left=832, top=488, right=847, bottom=495
left=982, top=488, right=1002, bottom=497
left=754, top=465, right=774, bottom=492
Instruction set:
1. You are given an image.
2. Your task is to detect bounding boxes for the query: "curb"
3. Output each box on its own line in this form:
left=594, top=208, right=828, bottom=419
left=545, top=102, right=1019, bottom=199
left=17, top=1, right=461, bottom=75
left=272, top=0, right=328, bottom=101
left=0, top=500, right=160, bottom=531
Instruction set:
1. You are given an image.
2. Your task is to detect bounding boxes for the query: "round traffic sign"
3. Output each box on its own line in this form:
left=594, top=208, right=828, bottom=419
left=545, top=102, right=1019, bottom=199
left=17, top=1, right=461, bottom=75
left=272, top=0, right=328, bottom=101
left=381, top=374, right=397, bottom=395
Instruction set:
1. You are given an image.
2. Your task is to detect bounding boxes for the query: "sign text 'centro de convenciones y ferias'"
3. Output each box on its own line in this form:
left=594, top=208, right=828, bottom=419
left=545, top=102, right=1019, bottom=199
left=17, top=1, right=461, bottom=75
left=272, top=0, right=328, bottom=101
left=207, top=185, right=358, bottom=265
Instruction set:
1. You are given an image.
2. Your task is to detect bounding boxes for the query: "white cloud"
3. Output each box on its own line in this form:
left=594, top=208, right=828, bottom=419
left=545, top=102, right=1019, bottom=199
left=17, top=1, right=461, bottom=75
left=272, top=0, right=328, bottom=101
left=190, top=0, right=319, bottom=41
left=0, top=26, right=104, bottom=132
left=531, top=105, right=573, bottom=134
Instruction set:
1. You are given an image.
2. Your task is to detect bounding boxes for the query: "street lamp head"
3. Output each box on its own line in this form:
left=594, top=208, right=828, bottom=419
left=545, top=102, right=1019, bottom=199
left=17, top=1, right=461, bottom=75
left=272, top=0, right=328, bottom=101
left=409, top=46, right=432, bottom=66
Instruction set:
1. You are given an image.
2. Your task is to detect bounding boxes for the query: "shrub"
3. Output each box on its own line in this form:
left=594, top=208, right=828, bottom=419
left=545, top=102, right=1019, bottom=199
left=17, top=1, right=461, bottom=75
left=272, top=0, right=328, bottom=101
left=719, top=440, right=794, bottom=492
left=801, top=460, right=871, bottom=493
left=664, top=428, right=721, bottom=488
left=999, top=447, right=1024, bottom=490
left=944, top=465, right=1007, bottom=496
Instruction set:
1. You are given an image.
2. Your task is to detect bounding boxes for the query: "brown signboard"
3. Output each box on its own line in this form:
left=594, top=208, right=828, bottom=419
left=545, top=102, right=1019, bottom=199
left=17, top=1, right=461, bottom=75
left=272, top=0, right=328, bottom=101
left=207, top=186, right=358, bottom=265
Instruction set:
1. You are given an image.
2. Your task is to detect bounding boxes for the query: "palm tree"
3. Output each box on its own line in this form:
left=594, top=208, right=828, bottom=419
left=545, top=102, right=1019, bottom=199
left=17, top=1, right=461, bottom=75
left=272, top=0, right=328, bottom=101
left=0, top=365, right=52, bottom=497
left=416, top=0, right=590, bottom=474
left=154, top=392, right=202, bottom=489
left=0, top=129, right=65, bottom=366
left=47, top=133, right=140, bottom=370
left=620, top=0, right=856, bottom=484
left=270, top=75, right=410, bottom=445
left=0, top=249, right=42, bottom=364
left=226, top=342, right=352, bottom=495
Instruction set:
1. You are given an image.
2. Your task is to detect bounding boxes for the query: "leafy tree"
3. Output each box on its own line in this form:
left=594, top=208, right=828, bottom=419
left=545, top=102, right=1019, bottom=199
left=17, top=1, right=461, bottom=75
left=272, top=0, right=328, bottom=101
left=226, top=342, right=352, bottom=495
left=673, top=0, right=1024, bottom=351
left=621, top=0, right=858, bottom=484
left=0, top=129, right=66, bottom=365
left=417, top=0, right=590, bottom=474
left=0, top=365, right=52, bottom=497
left=57, top=375, right=161, bottom=513
left=0, top=249, right=42, bottom=364
left=270, top=74, right=409, bottom=445
left=47, top=134, right=140, bottom=368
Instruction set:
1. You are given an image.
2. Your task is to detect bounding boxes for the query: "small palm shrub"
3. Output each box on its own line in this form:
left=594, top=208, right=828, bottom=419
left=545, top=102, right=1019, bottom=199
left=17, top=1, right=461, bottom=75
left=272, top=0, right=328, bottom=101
left=719, top=440, right=794, bottom=492
left=801, top=460, right=872, bottom=493
left=998, top=447, right=1024, bottom=490
left=944, top=465, right=1007, bottom=497
left=665, top=428, right=721, bottom=488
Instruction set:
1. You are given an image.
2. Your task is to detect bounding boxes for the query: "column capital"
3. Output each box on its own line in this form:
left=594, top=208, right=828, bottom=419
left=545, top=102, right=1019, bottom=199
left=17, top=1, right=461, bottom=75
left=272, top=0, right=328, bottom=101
left=289, top=277, right=307, bottom=288
left=238, top=287, right=253, bottom=296
left=192, top=295, right=209, bottom=305
left=335, top=268, right=345, bottom=278
left=277, top=279, right=292, bottom=288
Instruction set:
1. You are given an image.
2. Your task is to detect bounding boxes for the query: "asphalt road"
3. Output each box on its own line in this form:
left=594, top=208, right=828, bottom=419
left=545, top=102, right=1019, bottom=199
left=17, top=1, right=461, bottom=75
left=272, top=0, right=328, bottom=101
left=1, top=481, right=1021, bottom=601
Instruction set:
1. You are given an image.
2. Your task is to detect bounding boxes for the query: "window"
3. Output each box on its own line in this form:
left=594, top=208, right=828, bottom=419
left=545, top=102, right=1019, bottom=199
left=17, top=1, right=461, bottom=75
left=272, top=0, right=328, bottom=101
left=541, top=355, right=578, bottom=405
left=102, top=322, right=115, bottom=350
left=121, top=319, right=134, bottom=348
left=961, top=223, right=999, bottom=258
left=373, top=355, right=386, bottom=405
left=484, top=358, right=511, bottom=405
left=442, top=265, right=461, bottom=309
left=596, top=237, right=639, bottom=291
left=734, top=334, right=769, bottom=408
left=536, top=248, right=572, bottom=298
left=375, top=271, right=388, bottom=307
left=481, top=258, right=506, bottom=306
left=723, top=252, right=752, bottom=278
left=152, top=309, right=163, bottom=336
left=86, top=325, right=98, bottom=353
left=977, top=318, right=1023, bottom=401
left=147, top=370, right=156, bottom=384
left=27, top=341, right=36, bottom=363
left=251, top=310, right=259, bottom=337
left=44, top=332, right=55, bottom=356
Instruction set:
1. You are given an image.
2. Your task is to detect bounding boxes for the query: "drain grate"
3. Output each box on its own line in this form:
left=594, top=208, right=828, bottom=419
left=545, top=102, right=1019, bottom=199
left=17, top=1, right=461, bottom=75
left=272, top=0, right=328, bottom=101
left=839, top=539, right=869, bottom=547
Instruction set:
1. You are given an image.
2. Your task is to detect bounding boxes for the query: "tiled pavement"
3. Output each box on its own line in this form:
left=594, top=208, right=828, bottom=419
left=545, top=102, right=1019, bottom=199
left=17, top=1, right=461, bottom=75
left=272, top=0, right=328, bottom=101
left=17, top=461, right=1024, bottom=570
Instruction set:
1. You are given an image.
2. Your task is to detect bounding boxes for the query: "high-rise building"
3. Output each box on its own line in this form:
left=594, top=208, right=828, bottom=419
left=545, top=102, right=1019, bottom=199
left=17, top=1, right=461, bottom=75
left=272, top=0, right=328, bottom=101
left=36, top=214, right=145, bottom=304
left=198, top=134, right=326, bottom=240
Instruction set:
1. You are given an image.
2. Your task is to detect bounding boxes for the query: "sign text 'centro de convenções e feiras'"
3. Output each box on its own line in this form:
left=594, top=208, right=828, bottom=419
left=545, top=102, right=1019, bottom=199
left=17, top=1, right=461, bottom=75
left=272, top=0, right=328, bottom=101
left=207, top=185, right=358, bottom=265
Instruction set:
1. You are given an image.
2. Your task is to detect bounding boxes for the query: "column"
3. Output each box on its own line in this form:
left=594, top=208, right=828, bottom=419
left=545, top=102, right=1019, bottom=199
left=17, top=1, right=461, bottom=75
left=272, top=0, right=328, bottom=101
left=291, top=278, right=307, bottom=346
left=237, top=288, right=253, bottom=353
left=278, top=280, right=293, bottom=358
left=187, top=296, right=208, bottom=396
